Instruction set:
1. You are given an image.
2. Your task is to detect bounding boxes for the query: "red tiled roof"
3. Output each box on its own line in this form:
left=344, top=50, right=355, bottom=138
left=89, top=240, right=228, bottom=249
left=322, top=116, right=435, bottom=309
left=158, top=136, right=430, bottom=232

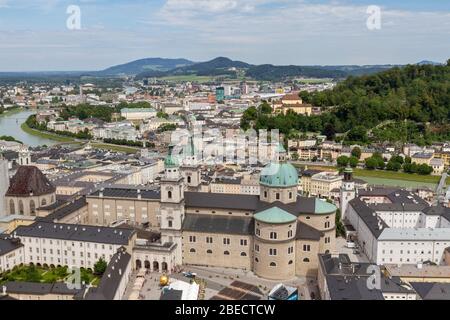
left=6, top=166, right=56, bottom=197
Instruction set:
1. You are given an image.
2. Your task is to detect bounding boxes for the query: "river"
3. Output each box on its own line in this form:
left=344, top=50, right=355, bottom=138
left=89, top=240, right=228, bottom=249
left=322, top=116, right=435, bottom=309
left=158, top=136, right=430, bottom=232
left=0, top=109, right=57, bottom=147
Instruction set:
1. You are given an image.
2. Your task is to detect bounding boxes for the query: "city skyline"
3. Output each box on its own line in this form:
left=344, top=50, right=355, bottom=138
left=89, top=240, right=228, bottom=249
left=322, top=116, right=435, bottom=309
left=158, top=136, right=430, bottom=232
left=0, top=0, right=449, bottom=71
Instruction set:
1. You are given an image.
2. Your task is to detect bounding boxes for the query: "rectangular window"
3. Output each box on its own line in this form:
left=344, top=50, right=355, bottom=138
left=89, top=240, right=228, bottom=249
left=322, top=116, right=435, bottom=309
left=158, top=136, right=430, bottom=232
left=269, top=248, right=277, bottom=256
left=223, top=238, right=230, bottom=245
left=240, top=239, right=248, bottom=246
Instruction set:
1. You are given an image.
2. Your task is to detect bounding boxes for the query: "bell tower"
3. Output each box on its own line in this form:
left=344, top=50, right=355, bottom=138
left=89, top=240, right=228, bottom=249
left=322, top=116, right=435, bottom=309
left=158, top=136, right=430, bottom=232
left=340, top=165, right=356, bottom=220
left=19, top=146, right=31, bottom=166
left=160, top=145, right=185, bottom=266
left=180, top=135, right=201, bottom=191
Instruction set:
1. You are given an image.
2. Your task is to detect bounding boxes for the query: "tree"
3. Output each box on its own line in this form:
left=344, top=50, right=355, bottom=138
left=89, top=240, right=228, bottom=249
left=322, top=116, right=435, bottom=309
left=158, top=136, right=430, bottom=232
left=94, top=258, right=108, bottom=275
left=291, top=152, right=299, bottom=161
left=157, top=111, right=169, bottom=119
left=346, top=126, right=368, bottom=144
left=349, top=156, right=359, bottom=168
left=351, top=147, right=362, bottom=159
left=259, top=101, right=272, bottom=114
left=417, top=164, right=433, bottom=175
left=323, top=123, right=336, bottom=140
left=337, top=156, right=349, bottom=167
left=365, top=157, right=378, bottom=170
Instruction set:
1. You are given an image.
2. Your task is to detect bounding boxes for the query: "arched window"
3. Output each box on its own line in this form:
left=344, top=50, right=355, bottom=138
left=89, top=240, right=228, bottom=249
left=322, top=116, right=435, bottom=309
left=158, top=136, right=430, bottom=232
left=187, top=176, right=191, bottom=184
left=9, top=200, right=15, bottom=214
left=207, top=250, right=213, bottom=254
left=189, top=248, right=196, bottom=253
left=19, top=200, right=24, bottom=215
left=325, top=221, right=330, bottom=228
left=255, top=258, right=259, bottom=263
left=303, top=258, right=310, bottom=263
left=41, top=198, right=47, bottom=206
left=240, top=252, right=247, bottom=257
left=288, top=230, right=293, bottom=238
left=168, top=191, right=172, bottom=199
left=30, top=200, right=36, bottom=216
left=288, top=260, right=293, bottom=265
left=224, top=251, right=230, bottom=255
left=269, top=262, right=277, bottom=267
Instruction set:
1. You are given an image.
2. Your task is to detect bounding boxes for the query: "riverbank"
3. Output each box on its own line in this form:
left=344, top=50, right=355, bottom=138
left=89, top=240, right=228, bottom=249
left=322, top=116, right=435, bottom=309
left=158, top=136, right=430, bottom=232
left=22, top=122, right=139, bottom=153
left=0, top=107, right=23, bottom=118
left=20, top=122, right=79, bottom=143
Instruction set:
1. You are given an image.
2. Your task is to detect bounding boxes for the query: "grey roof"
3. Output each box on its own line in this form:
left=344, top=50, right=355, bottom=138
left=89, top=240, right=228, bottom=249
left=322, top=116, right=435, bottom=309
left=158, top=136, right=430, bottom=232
left=319, top=254, right=414, bottom=300
left=423, top=205, right=450, bottom=217
left=349, top=198, right=388, bottom=238
left=410, top=282, right=450, bottom=300
left=13, top=222, right=135, bottom=245
left=183, top=214, right=254, bottom=235
left=90, top=187, right=160, bottom=200
left=185, top=192, right=260, bottom=211
left=3, top=281, right=82, bottom=296
left=325, top=275, right=385, bottom=300
left=359, top=188, right=428, bottom=206
left=0, top=237, right=23, bottom=256
left=368, top=202, right=427, bottom=212
left=296, top=221, right=323, bottom=241
left=83, top=248, right=132, bottom=300
left=39, top=197, right=87, bottom=222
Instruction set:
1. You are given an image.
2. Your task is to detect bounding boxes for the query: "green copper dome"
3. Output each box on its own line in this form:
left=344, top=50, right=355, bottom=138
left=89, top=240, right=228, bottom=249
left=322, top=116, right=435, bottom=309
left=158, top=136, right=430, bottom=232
left=255, top=207, right=297, bottom=224
left=164, top=145, right=180, bottom=168
left=260, top=162, right=299, bottom=187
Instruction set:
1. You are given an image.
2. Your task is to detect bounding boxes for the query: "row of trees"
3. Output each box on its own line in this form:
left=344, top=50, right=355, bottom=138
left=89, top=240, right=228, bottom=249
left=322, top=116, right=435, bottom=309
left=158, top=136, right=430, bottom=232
left=364, top=153, right=433, bottom=175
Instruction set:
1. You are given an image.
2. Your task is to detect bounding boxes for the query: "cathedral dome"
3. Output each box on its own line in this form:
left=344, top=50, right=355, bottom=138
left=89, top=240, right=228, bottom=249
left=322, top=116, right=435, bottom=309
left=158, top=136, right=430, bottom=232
left=260, top=162, right=299, bottom=188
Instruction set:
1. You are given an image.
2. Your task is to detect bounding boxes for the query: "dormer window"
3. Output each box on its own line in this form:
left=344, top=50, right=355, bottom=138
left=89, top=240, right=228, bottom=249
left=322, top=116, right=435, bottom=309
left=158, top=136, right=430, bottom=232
left=168, top=191, right=172, bottom=199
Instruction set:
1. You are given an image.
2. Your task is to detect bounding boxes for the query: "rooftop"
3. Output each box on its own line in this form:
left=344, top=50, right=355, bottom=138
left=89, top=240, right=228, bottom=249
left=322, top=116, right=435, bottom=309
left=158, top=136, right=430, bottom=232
left=13, top=222, right=135, bottom=245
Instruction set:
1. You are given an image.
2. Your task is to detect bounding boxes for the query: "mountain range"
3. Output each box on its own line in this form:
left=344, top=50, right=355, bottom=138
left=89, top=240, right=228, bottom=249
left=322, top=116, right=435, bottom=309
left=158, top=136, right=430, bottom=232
left=0, top=57, right=444, bottom=81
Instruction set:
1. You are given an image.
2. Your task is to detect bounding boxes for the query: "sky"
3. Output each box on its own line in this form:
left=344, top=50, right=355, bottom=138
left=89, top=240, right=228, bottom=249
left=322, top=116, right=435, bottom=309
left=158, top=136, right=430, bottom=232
left=0, top=0, right=449, bottom=71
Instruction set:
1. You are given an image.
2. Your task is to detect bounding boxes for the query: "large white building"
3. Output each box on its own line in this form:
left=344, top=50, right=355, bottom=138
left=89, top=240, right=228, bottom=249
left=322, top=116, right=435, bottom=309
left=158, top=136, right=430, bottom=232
left=11, top=222, right=136, bottom=269
left=341, top=173, right=450, bottom=266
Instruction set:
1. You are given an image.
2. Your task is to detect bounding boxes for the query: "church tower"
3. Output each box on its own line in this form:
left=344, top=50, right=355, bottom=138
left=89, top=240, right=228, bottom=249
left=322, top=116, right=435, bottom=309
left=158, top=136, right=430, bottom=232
left=340, top=166, right=356, bottom=221
left=180, top=135, right=201, bottom=191
left=160, top=145, right=185, bottom=266
left=18, top=146, right=31, bottom=166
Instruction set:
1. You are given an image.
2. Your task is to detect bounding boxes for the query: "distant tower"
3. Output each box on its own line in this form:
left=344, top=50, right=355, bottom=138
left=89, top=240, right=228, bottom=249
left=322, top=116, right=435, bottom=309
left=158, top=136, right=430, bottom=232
left=160, top=145, right=185, bottom=267
left=340, top=166, right=356, bottom=221
left=180, top=135, right=201, bottom=192
left=18, top=146, right=31, bottom=166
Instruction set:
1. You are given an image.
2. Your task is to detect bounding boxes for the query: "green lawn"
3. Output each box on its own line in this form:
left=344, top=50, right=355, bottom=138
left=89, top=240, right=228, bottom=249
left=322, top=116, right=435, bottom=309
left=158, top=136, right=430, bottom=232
left=20, top=122, right=79, bottom=143
left=0, top=265, right=101, bottom=286
left=91, top=142, right=139, bottom=154
left=353, top=168, right=446, bottom=184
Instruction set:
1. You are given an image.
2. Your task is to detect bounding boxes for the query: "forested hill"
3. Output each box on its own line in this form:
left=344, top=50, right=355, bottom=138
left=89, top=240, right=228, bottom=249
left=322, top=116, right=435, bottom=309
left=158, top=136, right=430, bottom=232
left=242, top=60, right=450, bottom=145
